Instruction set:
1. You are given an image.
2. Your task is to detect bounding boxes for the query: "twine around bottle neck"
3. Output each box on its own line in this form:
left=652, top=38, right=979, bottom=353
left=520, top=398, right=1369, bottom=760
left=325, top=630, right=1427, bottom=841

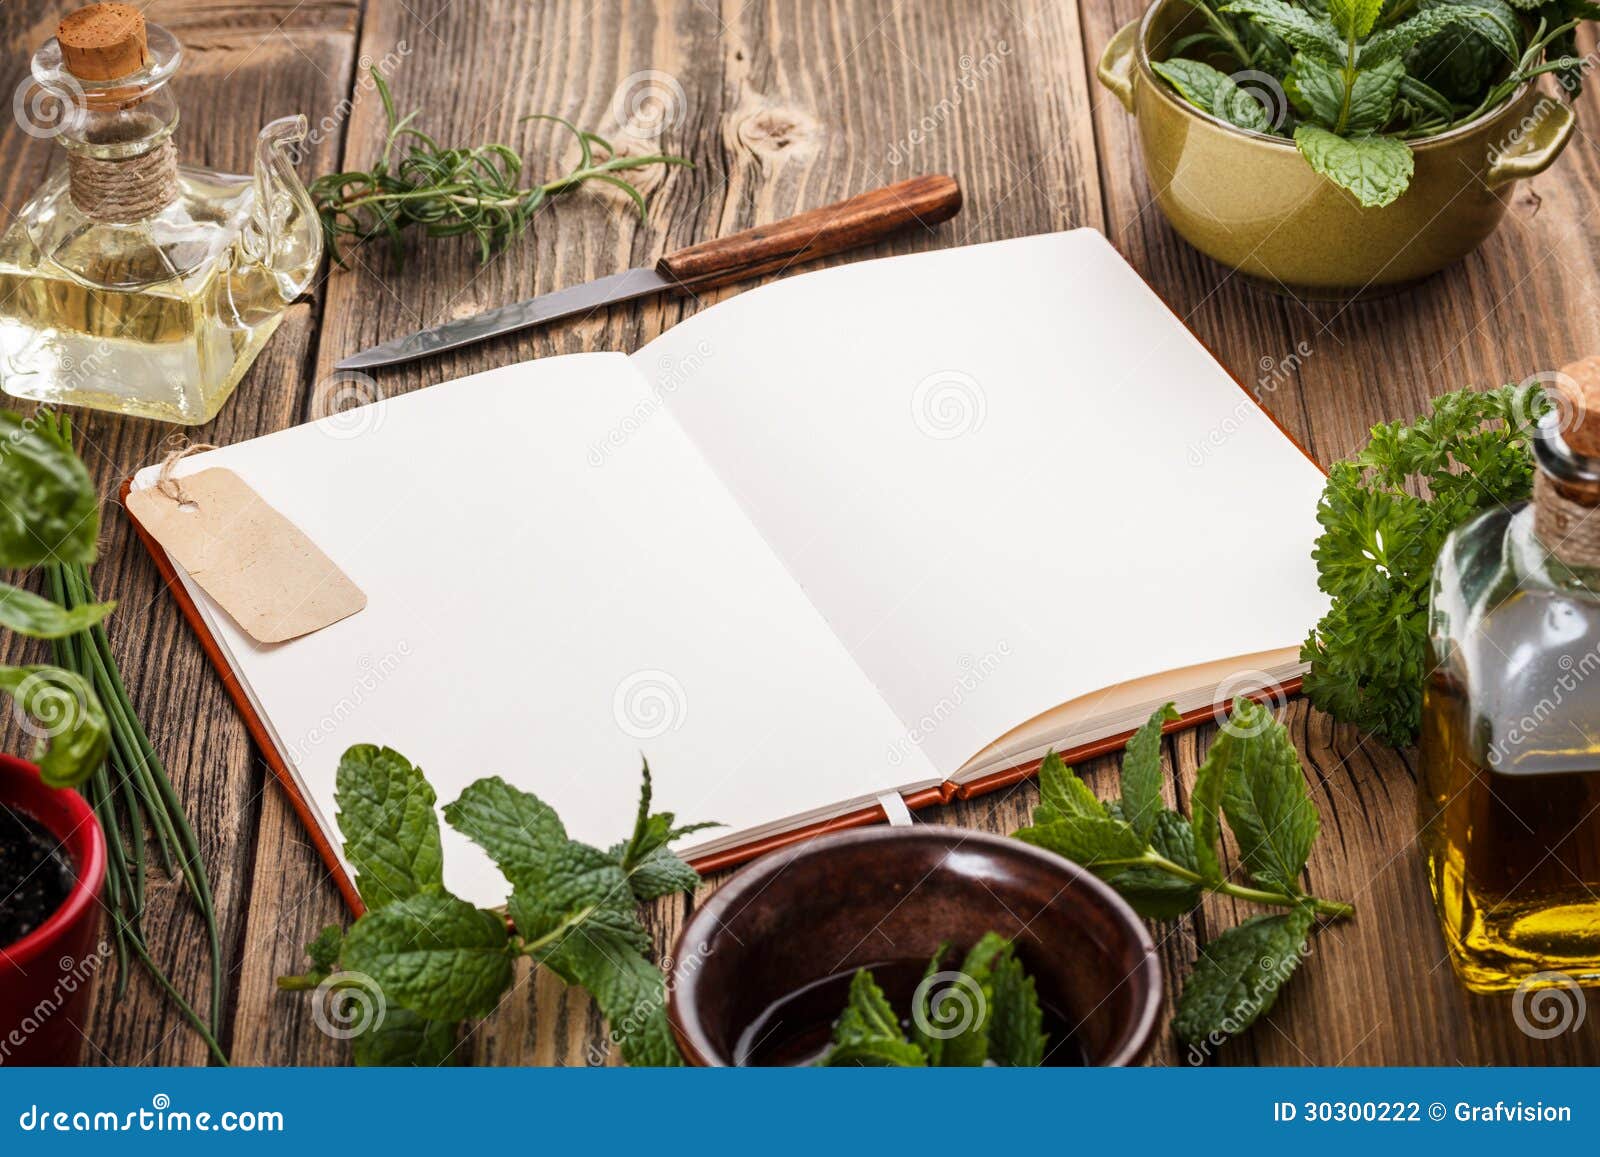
left=67, top=137, right=178, bottom=223
left=1534, top=470, right=1600, bottom=569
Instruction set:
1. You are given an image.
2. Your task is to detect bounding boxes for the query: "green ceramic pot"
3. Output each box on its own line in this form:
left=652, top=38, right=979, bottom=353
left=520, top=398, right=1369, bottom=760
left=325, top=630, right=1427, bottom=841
left=1098, top=0, right=1576, bottom=294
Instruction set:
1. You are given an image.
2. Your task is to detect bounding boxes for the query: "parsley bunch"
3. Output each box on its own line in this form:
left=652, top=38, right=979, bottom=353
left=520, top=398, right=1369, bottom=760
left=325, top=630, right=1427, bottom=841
left=1015, top=699, right=1353, bottom=1044
left=280, top=747, right=714, bottom=1066
left=823, top=934, right=1047, bottom=1067
left=1153, top=0, right=1597, bottom=207
left=1300, top=383, right=1546, bottom=746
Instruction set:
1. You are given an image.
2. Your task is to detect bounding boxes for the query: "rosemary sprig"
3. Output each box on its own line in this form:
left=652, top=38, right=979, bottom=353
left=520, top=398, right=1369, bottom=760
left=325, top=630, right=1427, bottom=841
left=312, top=69, right=693, bottom=266
left=37, top=412, right=229, bottom=1066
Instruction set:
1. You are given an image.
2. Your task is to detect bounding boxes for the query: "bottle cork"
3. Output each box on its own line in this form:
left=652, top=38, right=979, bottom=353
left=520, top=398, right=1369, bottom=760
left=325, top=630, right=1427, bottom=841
left=1555, top=355, right=1600, bottom=458
left=57, top=3, right=149, bottom=82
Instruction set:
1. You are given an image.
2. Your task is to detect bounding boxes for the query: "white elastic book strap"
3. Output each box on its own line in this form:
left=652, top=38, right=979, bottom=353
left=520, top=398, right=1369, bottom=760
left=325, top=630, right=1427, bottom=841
left=876, top=791, right=913, bottom=827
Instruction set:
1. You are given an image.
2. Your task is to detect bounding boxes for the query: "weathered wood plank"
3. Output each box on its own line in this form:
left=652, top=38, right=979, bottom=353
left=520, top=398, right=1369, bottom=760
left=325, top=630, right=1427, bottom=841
left=1080, top=0, right=1600, bottom=1064
left=0, top=0, right=360, bottom=1065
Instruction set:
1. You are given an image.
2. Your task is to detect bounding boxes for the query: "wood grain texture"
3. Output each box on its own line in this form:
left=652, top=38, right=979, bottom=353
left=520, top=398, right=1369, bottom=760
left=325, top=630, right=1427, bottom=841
left=2, top=0, right=1599, bottom=1067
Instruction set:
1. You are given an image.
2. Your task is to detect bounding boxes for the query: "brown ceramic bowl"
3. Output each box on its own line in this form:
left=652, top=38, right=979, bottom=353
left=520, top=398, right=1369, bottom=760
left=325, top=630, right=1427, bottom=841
left=668, top=826, right=1161, bottom=1066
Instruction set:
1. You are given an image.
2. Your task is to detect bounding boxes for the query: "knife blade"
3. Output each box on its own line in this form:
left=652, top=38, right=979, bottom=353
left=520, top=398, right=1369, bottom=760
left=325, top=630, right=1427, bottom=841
left=334, top=267, right=672, bottom=372
left=333, top=174, right=962, bottom=372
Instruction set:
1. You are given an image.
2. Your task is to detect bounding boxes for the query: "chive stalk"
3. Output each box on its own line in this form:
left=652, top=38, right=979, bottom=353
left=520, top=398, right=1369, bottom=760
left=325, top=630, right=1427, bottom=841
left=37, top=412, right=229, bottom=1065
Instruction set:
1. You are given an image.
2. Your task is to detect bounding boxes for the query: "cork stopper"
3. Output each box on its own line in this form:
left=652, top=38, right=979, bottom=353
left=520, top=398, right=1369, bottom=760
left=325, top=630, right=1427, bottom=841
left=1554, top=355, right=1600, bottom=458
left=57, top=3, right=148, bottom=82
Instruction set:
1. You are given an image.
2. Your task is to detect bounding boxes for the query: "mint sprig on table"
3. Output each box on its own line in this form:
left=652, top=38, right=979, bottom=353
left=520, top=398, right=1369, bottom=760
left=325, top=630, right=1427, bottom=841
left=279, top=747, right=713, bottom=1066
left=1014, top=699, right=1353, bottom=1043
left=823, top=933, right=1048, bottom=1067
left=1301, top=384, right=1545, bottom=746
left=1152, top=0, right=1595, bottom=207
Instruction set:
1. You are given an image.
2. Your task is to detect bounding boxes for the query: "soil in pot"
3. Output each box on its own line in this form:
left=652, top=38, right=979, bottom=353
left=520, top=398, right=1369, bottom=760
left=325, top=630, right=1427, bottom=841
left=0, top=802, right=74, bottom=946
left=734, top=957, right=1090, bottom=1067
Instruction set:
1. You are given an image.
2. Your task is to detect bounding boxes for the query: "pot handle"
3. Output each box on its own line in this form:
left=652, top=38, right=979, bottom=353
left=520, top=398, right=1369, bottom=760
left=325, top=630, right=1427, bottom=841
left=1486, top=99, right=1576, bottom=187
left=1098, top=19, right=1140, bottom=113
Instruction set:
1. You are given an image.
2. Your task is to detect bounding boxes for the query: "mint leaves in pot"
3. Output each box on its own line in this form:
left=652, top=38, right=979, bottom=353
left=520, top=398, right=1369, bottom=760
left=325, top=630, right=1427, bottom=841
left=279, top=749, right=713, bottom=1066
left=1150, top=0, right=1595, bottom=206
left=1014, top=699, right=1353, bottom=1046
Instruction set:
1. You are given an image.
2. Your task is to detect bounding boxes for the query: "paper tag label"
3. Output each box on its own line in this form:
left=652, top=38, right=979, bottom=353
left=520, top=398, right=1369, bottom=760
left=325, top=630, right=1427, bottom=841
left=127, top=467, right=366, bottom=644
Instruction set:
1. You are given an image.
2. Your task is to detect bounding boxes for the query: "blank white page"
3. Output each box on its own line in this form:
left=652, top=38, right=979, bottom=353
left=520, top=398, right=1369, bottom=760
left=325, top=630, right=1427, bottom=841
left=635, top=230, right=1329, bottom=773
left=132, top=353, right=935, bottom=908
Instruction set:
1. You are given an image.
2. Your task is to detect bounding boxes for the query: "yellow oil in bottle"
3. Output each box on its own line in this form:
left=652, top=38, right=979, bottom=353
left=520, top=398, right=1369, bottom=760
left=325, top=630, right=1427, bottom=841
left=0, top=13, right=319, bottom=424
left=0, top=171, right=290, bottom=425
left=1420, top=670, right=1600, bottom=993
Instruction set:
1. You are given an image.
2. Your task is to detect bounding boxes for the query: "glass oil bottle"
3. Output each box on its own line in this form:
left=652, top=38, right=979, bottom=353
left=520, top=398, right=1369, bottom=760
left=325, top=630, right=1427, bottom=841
left=0, top=3, right=322, bottom=424
left=1421, top=360, right=1600, bottom=993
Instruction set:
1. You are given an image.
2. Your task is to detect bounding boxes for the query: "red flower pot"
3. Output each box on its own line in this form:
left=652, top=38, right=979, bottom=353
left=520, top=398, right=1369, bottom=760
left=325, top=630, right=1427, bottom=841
left=0, top=754, right=106, bottom=1066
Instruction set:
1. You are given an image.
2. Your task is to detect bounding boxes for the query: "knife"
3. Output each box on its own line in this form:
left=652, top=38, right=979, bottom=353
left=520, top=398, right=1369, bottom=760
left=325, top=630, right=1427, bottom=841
left=333, top=174, right=962, bottom=372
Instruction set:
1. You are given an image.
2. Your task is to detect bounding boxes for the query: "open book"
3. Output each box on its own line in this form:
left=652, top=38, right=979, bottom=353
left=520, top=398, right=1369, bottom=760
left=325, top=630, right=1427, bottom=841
left=129, top=229, right=1329, bottom=911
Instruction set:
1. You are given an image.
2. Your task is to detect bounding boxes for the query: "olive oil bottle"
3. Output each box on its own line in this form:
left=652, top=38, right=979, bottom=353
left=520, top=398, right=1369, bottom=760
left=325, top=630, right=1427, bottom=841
left=0, top=5, right=321, bottom=424
left=1420, top=358, right=1600, bottom=993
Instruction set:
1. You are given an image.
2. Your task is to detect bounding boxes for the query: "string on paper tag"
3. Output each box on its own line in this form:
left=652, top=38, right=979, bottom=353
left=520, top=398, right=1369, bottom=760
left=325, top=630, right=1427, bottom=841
left=127, top=454, right=366, bottom=645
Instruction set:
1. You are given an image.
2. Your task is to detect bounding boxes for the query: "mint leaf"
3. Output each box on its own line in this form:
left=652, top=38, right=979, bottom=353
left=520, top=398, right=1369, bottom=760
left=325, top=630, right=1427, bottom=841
left=987, top=946, right=1047, bottom=1067
left=617, top=844, right=701, bottom=901
left=610, top=760, right=715, bottom=901
left=306, top=925, right=344, bottom=973
left=1015, top=813, right=1147, bottom=866
left=1361, top=3, right=1505, bottom=64
left=909, top=944, right=955, bottom=1065
left=1294, top=124, right=1413, bottom=206
left=0, top=408, right=99, bottom=569
left=1190, top=733, right=1230, bottom=884
left=1219, top=700, right=1320, bottom=894
left=0, top=664, right=109, bottom=788
left=824, top=969, right=928, bottom=1067
left=1328, top=0, right=1385, bottom=38
left=1104, top=807, right=1205, bottom=919
left=1174, top=908, right=1313, bottom=1041
left=1121, top=702, right=1179, bottom=841
left=1286, top=51, right=1345, bottom=125
left=335, top=745, right=445, bottom=910
left=1035, top=750, right=1106, bottom=824
left=548, top=936, right=682, bottom=1066
left=0, top=581, right=114, bottom=640
left=444, top=775, right=679, bottom=1065
left=352, top=1008, right=459, bottom=1067
left=341, top=892, right=512, bottom=1022
left=1343, top=56, right=1404, bottom=132
left=437, top=772, right=566, bottom=879
left=1222, top=0, right=1345, bottom=60
left=1151, top=59, right=1274, bottom=132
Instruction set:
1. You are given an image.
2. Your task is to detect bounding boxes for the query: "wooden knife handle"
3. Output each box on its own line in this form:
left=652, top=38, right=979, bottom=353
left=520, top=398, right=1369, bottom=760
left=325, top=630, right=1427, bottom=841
left=656, top=174, right=962, bottom=294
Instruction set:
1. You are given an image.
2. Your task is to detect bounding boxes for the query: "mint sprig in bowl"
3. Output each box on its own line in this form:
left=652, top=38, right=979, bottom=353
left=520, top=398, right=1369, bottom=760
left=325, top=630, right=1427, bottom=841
left=1098, top=0, right=1582, bottom=294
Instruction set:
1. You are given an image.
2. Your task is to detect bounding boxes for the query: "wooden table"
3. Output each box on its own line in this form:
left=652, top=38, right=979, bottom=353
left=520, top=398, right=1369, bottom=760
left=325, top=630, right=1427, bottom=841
left=5, top=0, right=1600, bottom=1067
